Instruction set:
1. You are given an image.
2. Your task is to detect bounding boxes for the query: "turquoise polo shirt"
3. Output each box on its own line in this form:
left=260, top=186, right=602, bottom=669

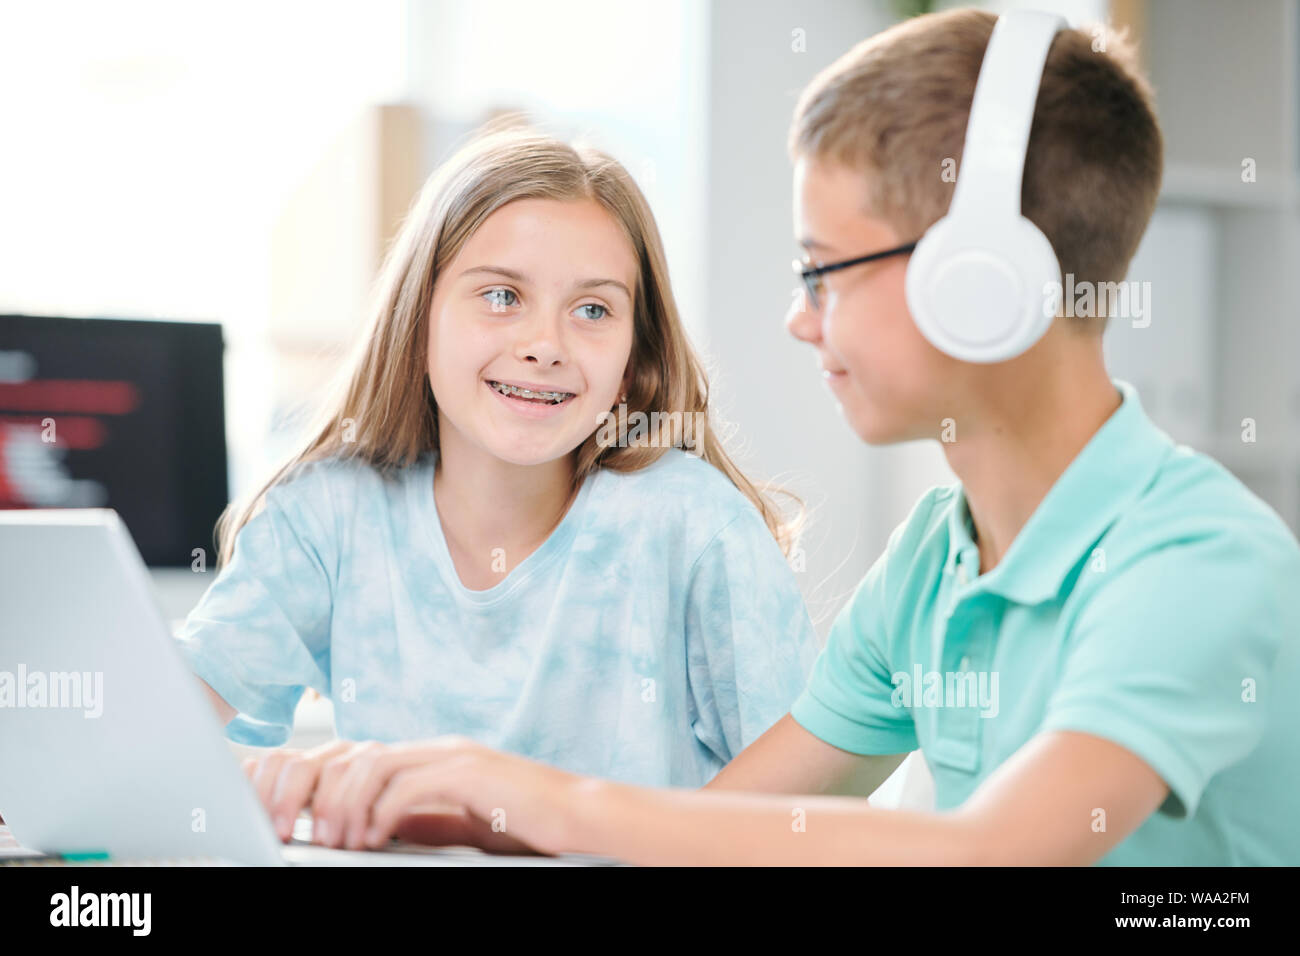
left=792, top=379, right=1300, bottom=865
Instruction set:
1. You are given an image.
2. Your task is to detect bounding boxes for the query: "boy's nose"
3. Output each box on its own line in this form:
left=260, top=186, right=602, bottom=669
left=785, top=288, right=822, bottom=345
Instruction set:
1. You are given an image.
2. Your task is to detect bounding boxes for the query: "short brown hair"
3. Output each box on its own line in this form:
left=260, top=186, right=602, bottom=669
left=790, top=8, right=1163, bottom=326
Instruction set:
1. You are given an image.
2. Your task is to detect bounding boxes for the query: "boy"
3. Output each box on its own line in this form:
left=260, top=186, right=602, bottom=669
left=260, top=8, right=1300, bottom=865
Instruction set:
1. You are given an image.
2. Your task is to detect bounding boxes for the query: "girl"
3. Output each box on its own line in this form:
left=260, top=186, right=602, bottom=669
left=178, top=124, right=819, bottom=842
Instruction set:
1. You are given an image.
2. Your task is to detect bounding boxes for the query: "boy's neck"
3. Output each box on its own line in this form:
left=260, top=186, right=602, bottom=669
left=940, top=333, right=1121, bottom=576
left=432, top=421, right=577, bottom=586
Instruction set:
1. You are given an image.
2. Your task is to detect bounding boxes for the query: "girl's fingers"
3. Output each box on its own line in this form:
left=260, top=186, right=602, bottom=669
left=339, top=746, right=437, bottom=849
left=311, top=740, right=386, bottom=847
left=328, top=750, right=385, bottom=849
left=311, top=739, right=478, bottom=849
left=366, top=765, right=467, bottom=848
left=251, top=740, right=353, bottom=844
left=260, top=741, right=347, bottom=841
left=338, top=754, right=389, bottom=850
left=307, top=750, right=354, bottom=845
left=266, top=759, right=323, bottom=841
left=249, top=752, right=292, bottom=809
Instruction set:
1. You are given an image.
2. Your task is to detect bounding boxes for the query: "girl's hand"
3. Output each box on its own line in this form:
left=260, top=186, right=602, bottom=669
left=241, top=739, right=363, bottom=841
left=306, top=736, right=588, bottom=856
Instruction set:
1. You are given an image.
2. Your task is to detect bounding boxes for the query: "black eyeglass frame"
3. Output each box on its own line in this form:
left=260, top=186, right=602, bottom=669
left=793, top=240, right=918, bottom=310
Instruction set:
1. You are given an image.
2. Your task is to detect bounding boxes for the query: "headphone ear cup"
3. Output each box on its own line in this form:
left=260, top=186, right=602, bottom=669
left=906, top=215, right=1061, bottom=363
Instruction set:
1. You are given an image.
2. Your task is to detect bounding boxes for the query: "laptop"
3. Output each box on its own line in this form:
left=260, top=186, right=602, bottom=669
left=0, top=509, right=615, bottom=866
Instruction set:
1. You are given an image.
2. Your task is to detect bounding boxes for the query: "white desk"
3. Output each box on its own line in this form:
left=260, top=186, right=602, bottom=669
left=0, top=822, right=617, bottom=866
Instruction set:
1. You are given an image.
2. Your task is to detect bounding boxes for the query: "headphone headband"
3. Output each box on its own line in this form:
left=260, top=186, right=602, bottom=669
left=950, top=10, right=1066, bottom=222
left=903, top=9, right=1067, bottom=364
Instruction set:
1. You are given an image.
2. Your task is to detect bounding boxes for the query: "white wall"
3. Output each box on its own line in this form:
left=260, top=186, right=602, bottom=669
left=403, top=0, right=710, bottom=345
left=702, top=0, right=901, bottom=634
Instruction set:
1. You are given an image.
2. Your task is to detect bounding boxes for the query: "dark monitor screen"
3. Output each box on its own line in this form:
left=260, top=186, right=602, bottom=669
left=0, top=315, right=229, bottom=568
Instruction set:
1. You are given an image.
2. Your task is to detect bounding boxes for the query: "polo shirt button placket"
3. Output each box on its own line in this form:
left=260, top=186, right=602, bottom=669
left=933, top=586, right=983, bottom=773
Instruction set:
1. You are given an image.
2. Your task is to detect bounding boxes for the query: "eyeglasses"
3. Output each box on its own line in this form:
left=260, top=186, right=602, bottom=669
left=792, top=240, right=918, bottom=311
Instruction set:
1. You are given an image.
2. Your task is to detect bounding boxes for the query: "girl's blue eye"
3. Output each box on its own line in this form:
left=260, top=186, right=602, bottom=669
left=483, top=288, right=518, bottom=310
left=575, top=303, right=608, bottom=321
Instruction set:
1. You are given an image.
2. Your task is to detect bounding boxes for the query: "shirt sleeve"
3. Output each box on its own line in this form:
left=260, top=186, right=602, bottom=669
left=683, top=508, right=820, bottom=763
left=790, top=520, right=920, bottom=756
left=1039, top=528, right=1298, bottom=819
left=174, top=462, right=336, bottom=747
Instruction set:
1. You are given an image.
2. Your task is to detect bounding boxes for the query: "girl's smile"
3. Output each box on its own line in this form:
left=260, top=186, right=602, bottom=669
left=484, top=377, right=579, bottom=418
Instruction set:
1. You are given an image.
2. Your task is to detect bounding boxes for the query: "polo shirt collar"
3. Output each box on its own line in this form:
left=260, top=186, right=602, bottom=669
left=945, top=379, right=1174, bottom=606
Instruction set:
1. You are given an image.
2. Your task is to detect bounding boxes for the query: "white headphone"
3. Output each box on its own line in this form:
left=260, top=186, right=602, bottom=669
left=904, top=9, right=1066, bottom=363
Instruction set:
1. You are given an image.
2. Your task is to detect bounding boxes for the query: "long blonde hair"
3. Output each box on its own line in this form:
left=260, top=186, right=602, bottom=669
left=217, top=125, right=801, bottom=567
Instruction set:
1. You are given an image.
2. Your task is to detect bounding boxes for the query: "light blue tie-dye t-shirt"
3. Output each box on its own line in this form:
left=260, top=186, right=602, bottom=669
left=176, top=448, right=819, bottom=787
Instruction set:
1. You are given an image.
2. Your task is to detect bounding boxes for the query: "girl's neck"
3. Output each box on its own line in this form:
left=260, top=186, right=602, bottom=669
left=432, top=428, right=578, bottom=588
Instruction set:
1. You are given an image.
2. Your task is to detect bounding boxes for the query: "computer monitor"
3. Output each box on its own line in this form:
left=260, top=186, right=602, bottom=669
left=0, top=314, right=228, bottom=568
